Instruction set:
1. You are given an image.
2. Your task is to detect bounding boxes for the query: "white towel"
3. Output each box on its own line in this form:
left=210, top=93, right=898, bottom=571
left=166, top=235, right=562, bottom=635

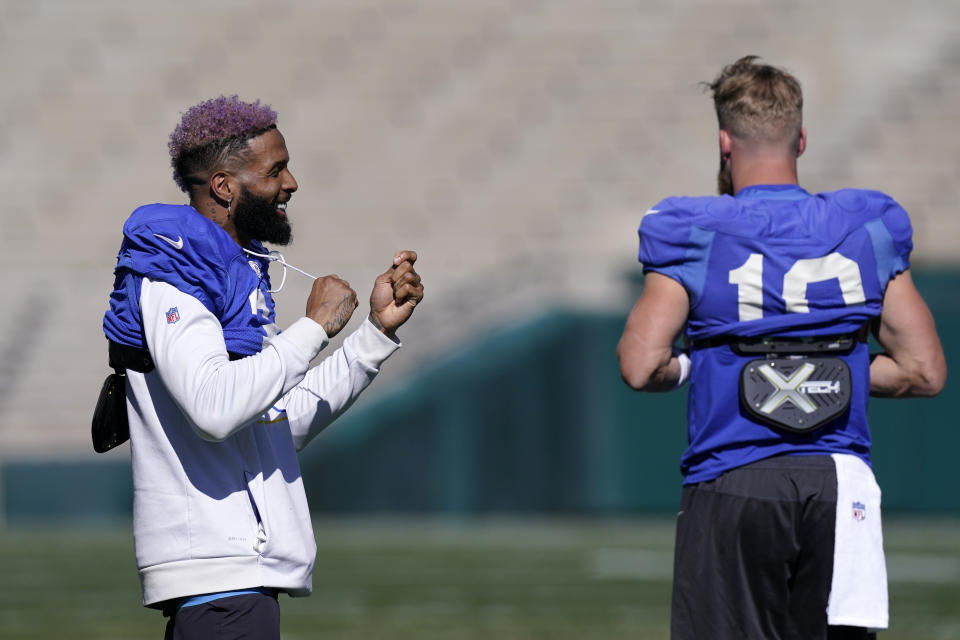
left=827, top=453, right=889, bottom=629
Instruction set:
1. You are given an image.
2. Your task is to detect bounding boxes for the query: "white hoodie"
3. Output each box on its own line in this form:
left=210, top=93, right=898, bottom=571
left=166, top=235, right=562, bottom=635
left=127, top=277, right=399, bottom=606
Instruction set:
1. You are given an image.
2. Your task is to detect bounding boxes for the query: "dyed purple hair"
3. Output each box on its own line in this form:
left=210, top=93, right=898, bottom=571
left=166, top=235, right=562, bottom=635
left=169, top=95, right=278, bottom=192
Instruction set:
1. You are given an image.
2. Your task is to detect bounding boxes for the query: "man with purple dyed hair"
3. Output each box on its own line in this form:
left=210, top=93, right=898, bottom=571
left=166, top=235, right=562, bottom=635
left=100, top=95, right=424, bottom=638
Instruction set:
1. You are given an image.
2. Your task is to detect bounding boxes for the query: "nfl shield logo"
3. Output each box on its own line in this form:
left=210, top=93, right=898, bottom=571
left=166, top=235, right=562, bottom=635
left=166, top=307, right=180, bottom=324
left=852, top=501, right=866, bottom=521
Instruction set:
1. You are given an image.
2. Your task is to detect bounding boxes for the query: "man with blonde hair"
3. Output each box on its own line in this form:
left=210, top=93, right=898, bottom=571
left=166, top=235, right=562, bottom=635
left=618, top=57, right=945, bottom=639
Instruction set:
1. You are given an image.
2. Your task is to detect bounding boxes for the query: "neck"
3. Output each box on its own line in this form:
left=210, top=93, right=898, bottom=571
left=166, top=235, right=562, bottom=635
left=190, top=195, right=244, bottom=246
left=731, top=151, right=799, bottom=194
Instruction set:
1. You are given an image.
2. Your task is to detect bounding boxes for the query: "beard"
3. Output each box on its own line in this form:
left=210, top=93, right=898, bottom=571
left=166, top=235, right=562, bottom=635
left=717, top=155, right=734, bottom=196
left=232, top=185, right=293, bottom=246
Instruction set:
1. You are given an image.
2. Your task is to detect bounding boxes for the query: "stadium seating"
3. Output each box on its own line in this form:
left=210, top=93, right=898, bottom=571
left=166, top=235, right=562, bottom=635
left=0, top=0, right=958, bottom=455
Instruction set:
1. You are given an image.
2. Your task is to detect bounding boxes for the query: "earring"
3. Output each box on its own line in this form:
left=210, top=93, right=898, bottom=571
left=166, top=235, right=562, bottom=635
left=227, top=198, right=233, bottom=219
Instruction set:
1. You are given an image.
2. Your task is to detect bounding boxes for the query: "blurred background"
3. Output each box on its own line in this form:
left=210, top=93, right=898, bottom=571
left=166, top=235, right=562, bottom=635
left=1, top=0, right=958, bottom=638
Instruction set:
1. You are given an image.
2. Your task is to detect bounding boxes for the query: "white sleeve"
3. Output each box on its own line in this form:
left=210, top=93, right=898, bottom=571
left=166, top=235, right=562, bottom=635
left=281, top=318, right=401, bottom=451
left=140, top=278, right=330, bottom=441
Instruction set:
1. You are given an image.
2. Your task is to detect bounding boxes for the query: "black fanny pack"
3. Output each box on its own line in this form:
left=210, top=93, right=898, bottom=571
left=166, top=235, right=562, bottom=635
left=695, top=329, right=865, bottom=434
left=91, top=342, right=243, bottom=453
left=91, top=341, right=155, bottom=453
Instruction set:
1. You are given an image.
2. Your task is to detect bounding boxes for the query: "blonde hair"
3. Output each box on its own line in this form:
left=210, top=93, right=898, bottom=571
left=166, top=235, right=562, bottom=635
left=707, top=56, right=803, bottom=149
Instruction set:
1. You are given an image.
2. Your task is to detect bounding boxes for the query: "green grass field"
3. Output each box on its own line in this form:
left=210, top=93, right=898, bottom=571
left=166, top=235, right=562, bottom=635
left=1, top=517, right=958, bottom=639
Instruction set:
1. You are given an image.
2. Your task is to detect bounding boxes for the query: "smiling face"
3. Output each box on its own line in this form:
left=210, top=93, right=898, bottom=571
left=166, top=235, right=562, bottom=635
left=228, top=128, right=299, bottom=245
left=232, top=183, right=293, bottom=245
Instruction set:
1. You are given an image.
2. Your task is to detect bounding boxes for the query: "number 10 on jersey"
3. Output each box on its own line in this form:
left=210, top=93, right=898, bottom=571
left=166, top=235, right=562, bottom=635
left=728, top=252, right=866, bottom=322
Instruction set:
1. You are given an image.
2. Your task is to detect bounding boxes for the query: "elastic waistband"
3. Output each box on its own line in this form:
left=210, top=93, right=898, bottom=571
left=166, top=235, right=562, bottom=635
left=166, top=587, right=278, bottom=614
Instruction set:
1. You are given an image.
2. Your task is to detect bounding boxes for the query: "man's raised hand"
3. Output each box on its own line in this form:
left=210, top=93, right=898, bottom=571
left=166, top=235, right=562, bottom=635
left=306, top=275, right=358, bottom=338
left=368, top=250, right=424, bottom=338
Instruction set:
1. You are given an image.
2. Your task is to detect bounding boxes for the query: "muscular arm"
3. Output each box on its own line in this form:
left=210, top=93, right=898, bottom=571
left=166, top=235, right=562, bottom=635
left=617, top=272, right=691, bottom=391
left=869, top=269, right=946, bottom=397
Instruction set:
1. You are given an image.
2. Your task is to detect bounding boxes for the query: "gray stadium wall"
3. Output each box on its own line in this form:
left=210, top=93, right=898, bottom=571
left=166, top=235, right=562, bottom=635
left=3, top=270, right=958, bottom=522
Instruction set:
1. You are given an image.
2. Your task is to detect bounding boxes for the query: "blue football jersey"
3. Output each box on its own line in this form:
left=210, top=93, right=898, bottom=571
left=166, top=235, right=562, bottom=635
left=638, top=185, right=912, bottom=483
left=103, top=204, right=278, bottom=356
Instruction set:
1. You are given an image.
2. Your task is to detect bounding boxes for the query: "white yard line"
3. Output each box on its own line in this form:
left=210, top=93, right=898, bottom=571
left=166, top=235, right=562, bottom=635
left=588, top=549, right=960, bottom=584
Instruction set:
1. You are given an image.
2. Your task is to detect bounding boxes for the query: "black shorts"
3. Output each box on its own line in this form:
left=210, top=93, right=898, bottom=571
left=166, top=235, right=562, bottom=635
left=164, top=592, right=280, bottom=640
left=671, top=455, right=876, bottom=640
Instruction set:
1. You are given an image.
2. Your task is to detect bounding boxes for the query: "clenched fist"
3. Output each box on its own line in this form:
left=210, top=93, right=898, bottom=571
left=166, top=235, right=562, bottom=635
left=306, top=275, right=358, bottom=338
left=368, top=250, right=424, bottom=338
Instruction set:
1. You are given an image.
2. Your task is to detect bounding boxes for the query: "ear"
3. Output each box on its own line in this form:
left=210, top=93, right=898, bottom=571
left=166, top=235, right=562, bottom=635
left=210, top=170, right=234, bottom=204
left=718, top=129, right=733, bottom=160
left=796, top=127, right=807, bottom=157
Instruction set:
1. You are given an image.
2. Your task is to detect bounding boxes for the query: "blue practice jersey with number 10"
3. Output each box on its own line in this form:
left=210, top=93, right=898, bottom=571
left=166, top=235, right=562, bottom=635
left=638, top=184, right=912, bottom=484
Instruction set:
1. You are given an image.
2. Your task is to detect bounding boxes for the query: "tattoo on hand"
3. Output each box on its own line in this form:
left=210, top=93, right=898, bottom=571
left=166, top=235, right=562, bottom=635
left=323, top=294, right=354, bottom=335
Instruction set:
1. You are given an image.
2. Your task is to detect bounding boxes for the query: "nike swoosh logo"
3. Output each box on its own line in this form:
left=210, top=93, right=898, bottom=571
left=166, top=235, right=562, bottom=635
left=642, top=208, right=660, bottom=218
left=154, top=233, right=184, bottom=250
